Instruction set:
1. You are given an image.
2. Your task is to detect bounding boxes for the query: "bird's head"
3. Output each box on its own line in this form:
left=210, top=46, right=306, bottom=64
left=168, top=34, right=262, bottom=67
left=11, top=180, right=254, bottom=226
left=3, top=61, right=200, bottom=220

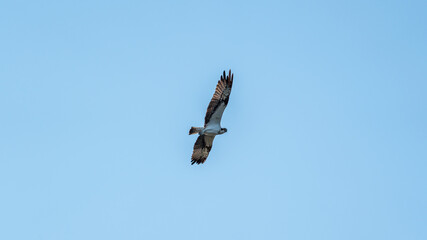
left=220, top=128, right=228, bottom=134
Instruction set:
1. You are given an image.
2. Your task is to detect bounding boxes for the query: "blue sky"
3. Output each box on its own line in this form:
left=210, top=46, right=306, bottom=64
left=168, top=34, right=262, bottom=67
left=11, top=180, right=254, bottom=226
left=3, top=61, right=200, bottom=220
left=1, top=0, right=426, bottom=239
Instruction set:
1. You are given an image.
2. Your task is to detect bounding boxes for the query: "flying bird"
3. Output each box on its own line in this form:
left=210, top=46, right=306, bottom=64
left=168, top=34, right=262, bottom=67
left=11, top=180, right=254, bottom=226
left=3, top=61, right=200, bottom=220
left=189, top=70, right=234, bottom=165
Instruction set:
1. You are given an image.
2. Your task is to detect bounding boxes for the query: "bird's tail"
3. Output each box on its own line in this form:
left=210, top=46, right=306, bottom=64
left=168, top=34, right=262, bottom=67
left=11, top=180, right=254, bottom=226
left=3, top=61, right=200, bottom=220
left=189, top=127, right=203, bottom=135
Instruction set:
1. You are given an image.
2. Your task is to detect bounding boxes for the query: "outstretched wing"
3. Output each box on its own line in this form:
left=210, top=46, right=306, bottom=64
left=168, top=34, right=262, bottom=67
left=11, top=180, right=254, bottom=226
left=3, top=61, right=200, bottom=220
left=204, top=70, right=233, bottom=127
left=191, top=135, right=215, bottom=165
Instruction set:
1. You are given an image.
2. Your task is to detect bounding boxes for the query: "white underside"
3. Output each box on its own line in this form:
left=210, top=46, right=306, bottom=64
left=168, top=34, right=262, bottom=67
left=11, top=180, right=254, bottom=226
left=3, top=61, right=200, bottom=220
left=202, top=102, right=227, bottom=136
left=201, top=125, right=221, bottom=136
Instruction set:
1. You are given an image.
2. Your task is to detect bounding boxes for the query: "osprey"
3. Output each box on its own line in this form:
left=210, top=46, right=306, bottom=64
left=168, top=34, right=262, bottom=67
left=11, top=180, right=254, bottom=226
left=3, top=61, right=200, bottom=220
left=189, top=70, right=234, bottom=165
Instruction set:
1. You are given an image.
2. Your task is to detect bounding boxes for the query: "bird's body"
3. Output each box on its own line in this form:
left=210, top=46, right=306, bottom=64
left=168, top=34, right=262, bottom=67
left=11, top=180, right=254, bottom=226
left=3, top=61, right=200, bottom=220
left=189, top=70, right=234, bottom=165
left=201, top=127, right=222, bottom=136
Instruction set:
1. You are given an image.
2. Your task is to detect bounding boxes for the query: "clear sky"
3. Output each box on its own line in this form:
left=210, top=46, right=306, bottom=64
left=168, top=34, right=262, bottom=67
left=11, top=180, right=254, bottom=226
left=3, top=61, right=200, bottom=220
left=1, top=0, right=426, bottom=239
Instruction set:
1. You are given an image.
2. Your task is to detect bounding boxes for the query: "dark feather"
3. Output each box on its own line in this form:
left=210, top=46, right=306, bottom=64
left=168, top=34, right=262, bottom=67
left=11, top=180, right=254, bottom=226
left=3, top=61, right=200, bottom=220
left=204, top=70, right=234, bottom=126
left=191, top=135, right=215, bottom=165
left=189, top=127, right=198, bottom=135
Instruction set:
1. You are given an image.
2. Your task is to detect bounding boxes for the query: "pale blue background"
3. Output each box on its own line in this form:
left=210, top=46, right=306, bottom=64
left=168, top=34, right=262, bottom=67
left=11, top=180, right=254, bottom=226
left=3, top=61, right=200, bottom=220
left=1, top=1, right=426, bottom=239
